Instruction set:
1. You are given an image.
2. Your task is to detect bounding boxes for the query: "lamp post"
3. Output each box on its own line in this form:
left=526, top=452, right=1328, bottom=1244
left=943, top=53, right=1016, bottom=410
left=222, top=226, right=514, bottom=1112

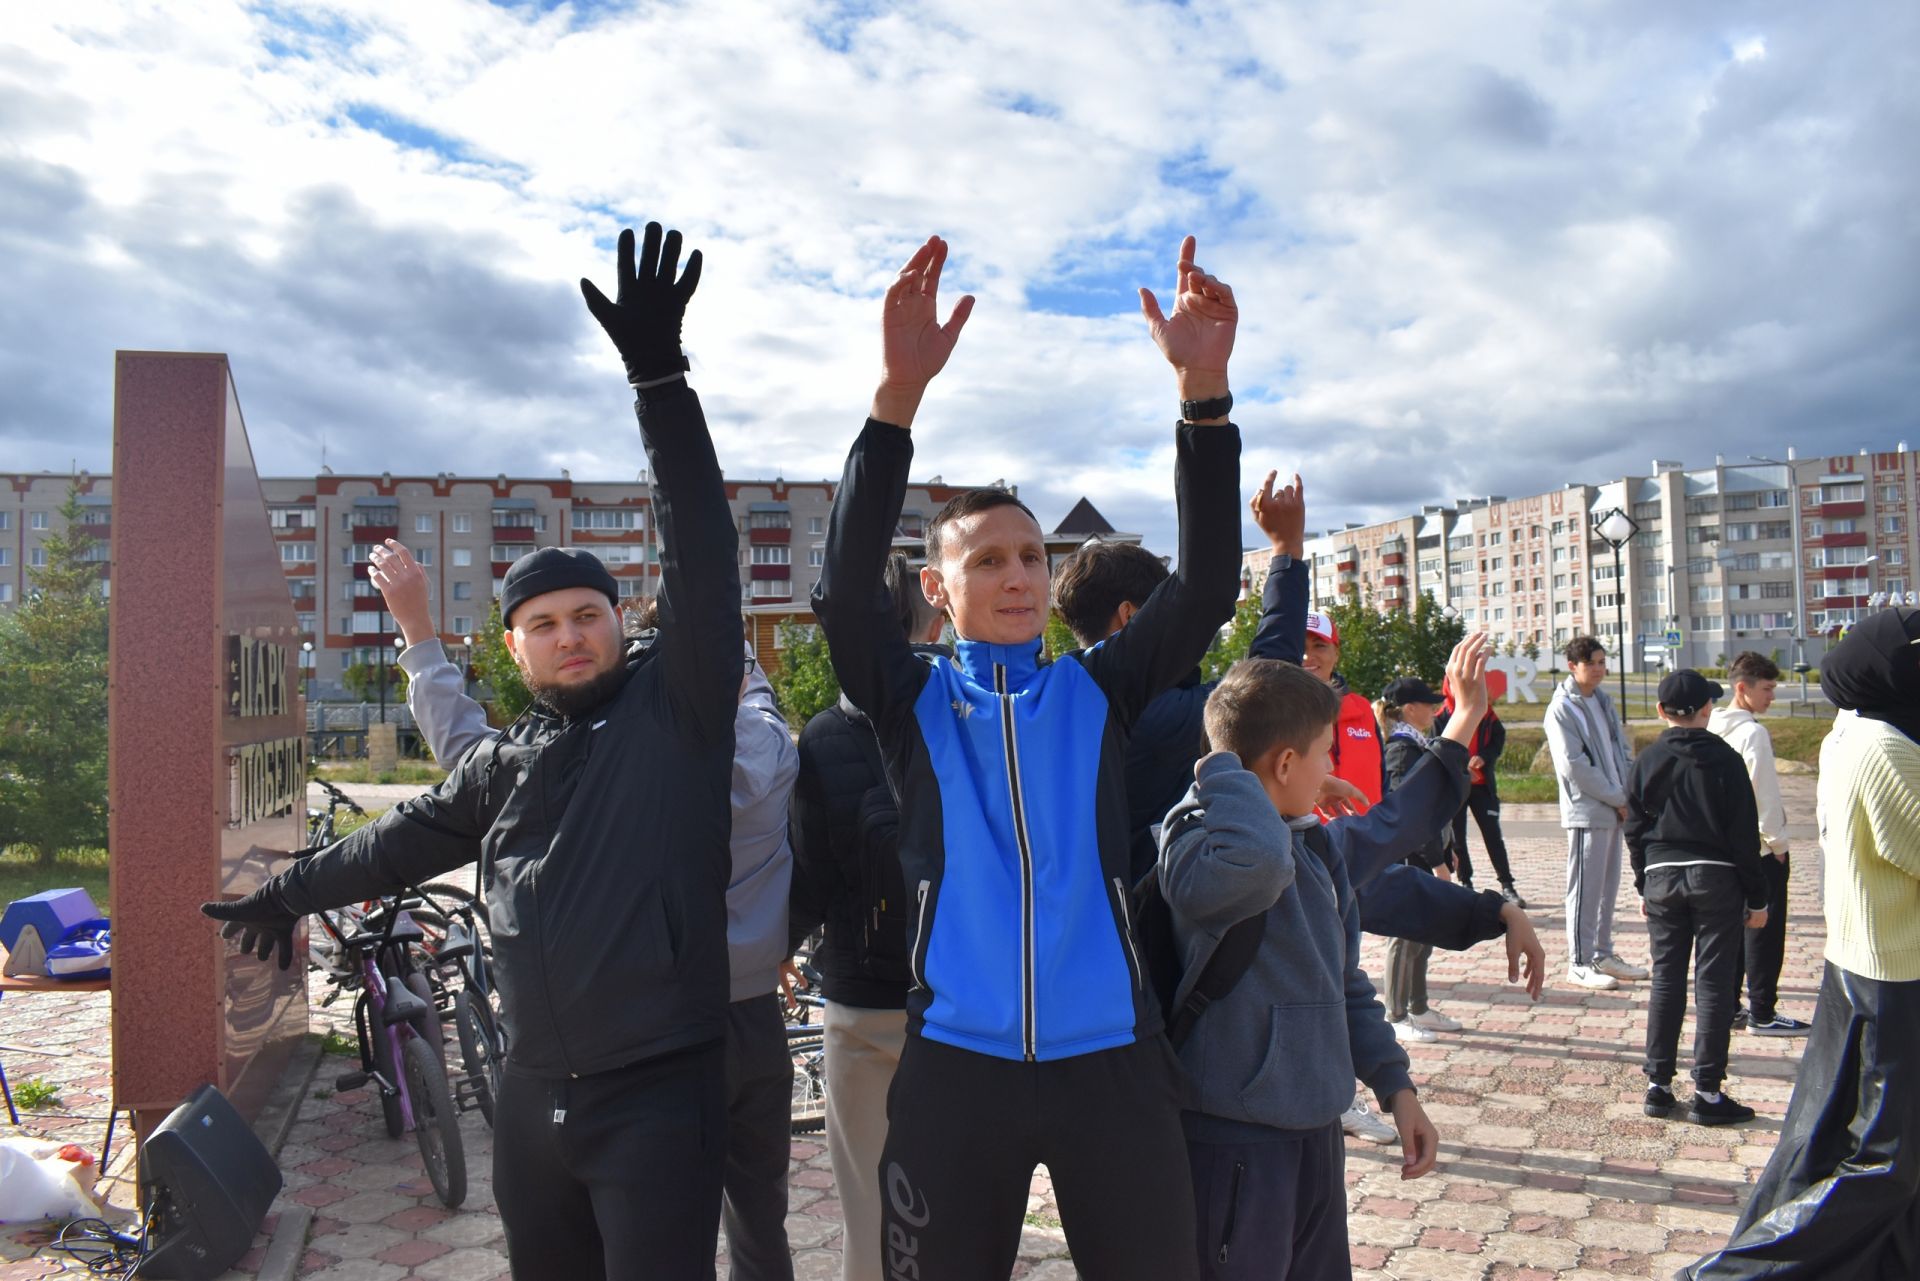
left=300, top=640, right=313, bottom=723
left=462, top=633, right=475, bottom=693
left=376, top=612, right=392, bottom=724
left=1594, top=507, right=1639, bottom=712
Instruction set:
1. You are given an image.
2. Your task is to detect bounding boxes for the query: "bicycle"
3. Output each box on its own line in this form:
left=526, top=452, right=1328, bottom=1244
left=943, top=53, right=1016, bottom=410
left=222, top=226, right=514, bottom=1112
left=423, top=888, right=505, bottom=1127
left=783, top=954, right=828, bottom=1135
left=317, top=894, right=467, bottom=1207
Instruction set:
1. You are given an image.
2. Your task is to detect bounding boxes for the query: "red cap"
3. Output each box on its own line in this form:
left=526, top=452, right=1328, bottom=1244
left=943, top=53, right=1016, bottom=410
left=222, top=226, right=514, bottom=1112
left=1305, top=611, right=1339, bottom=646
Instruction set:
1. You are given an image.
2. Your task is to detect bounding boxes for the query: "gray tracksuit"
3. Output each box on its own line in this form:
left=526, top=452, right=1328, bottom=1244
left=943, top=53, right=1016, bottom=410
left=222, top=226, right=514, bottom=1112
left=1544, top=676, right=1634, bottom=967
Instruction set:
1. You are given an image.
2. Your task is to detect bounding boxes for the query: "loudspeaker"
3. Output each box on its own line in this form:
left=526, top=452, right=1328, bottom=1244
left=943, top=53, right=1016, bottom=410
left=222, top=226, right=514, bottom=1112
left=136, top=1084, right=282, bottom=1280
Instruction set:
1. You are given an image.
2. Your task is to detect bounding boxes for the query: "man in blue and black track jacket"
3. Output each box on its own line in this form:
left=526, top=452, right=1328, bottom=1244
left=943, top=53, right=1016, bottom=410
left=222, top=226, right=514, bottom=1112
left=813, top=232, right=1240, bottom=1280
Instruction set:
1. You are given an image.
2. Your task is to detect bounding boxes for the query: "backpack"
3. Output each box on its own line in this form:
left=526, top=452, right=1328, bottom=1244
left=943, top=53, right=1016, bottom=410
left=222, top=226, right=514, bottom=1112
left=826, top=708, right=914, bottom=985
left=1134, top=815, right=1269, bottom=1050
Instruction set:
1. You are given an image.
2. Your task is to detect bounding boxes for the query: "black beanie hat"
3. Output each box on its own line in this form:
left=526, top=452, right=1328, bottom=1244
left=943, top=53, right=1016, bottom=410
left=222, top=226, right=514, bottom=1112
left=500, top=547, right=620, bottom=626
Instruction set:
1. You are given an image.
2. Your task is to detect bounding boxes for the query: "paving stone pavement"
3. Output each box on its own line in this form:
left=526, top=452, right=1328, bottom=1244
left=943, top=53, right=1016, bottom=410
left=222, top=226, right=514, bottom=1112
left=0, top=775, right=1823, bottom=1278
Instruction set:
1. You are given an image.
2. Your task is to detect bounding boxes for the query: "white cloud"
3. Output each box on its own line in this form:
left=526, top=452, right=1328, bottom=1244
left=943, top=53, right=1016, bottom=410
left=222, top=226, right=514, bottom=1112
left=2, top=0, right=1914, bottom=552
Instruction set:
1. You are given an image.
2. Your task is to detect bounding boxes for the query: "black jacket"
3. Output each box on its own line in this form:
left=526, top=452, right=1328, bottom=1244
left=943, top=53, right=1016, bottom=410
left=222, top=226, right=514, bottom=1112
left=1382, top=730, right=1455, bottom=870
left=271, top=385, right=741, bottom=1077
left=788, top=647, right=948, bottom=1011
left=1624, top=727, right=1767, bottom=909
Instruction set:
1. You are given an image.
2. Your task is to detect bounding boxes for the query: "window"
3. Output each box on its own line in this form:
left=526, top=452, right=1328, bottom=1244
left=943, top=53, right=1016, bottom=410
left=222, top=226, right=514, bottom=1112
left=1689, top=585, right=1722, bottom=602
left=269, top=506, right=313, bottom=529
left=750, top=511, right=792, bottom=529
left=1492, top=607, right=1506, bottom=621
left=1490, top=557, right=1504, bottom=571
left=453, top=548, right=472, bottom=567
left=1632, top=501, right=1662, bottom=520
left=588, top=546, right=636, bottom=566
left=1889, top=548, right=1907, bottom=566
left=1884, top=515, right=1905, bottom=534
left=1885, top=579, right=1908, bottom=596
left=750, top=578, right=792, bottom=598
left=30, top=548, right=46, bottom=567
left=1686, top=497, right=1719, bottom=515
left=616, top=580, right=641, bottom=599
left=0, top=512, right=8, bottom=531
left=276, top=541, right=309, bottom=564
left=1551, top=520, right=1565, bottom=536
left=413, top=514, right=432, bottom=533
left=296, top=613, right=316, bottom=634
left=416, top=547, right=433, bottom=566
left=808, top=548, right=825, bottom=567
left=1687, top=525, right=1719, bottom=545
left=750, top=546, right=791, bottom=565
left=1553, top=573, right=1568, bottom=589
left=1822, top=577, right=1869, bottom=597
left=1825, top=518, right=1858, bottom=535
left=287, top=577, right=314, bottom=597
left=1759, top=551, right=1793, bottom=570
left=342, top=543, right=379, bottom=565
left=493, top=578, right=506, bottom=597
left=490, top=545, right=530, bottom=562
left=1816, top=546, right=1871, bottom=567
left=573, top=509, right=640, bottom=531
left=1690, top=615, right=1724, bottom=632
left=0, top=584, right=11, bottom=603
left=452, top=514, right=473, bottom=533
left=1530, top=551, right=1542, bottom=565
left=1488, top=531, right=1503, bottom=546
left=0, top=549, right=8, bottom=567
left=1448, top=535, right=1473, bottom=551
left=1724, top=493, right=1757, bottom=512
left=1632, top=532, right=1659, bottom=549
left=1820, top=482, right=1865, bottom=502
left=1731, top=613, right=1792, bottom=630
left=1757, top=490, right=1789, bottom=508
left=1555, top=600, right=1570, bottom=615
left=808, top=517, right=824, bottom=535
left=1552, top=547, right=1569, bottom=563
left=350, top=611, right=386, bottom=633
left=452, top=581, right=473, bottom=600
left=30, top=512, right=49, bottom=530
left=1490, top=582, right=1505, bottom=596
left=345, top=580, right=379, bottom=599
left=1880, top=484, right=1903, bottom=503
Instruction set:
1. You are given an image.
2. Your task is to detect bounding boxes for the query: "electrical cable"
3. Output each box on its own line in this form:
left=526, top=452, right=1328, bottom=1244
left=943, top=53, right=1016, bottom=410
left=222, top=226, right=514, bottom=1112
left=49, top=1199, right=155, bottom=1278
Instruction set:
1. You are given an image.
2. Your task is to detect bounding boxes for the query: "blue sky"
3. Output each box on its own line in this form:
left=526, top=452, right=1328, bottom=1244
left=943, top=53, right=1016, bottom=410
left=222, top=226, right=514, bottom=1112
left=3, top=1, right=1915, bottom=552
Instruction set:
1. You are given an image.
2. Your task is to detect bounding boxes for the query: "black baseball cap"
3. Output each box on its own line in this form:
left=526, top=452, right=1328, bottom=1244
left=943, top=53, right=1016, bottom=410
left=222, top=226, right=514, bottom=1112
left=1381, top=676, right=1445, bottom=707
left=499, top=546, right=620, bottom=627
left=1657, top=669, right=1724, bottom=717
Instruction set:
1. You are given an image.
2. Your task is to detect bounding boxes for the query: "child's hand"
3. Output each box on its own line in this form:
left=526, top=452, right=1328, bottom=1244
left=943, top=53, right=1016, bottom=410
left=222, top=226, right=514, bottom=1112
left=1314, top=774, right=1367, bottom=817
left=1499, top=904, right=1545, bottom=999
left=1388, top=1090, right=1439, bottom=1179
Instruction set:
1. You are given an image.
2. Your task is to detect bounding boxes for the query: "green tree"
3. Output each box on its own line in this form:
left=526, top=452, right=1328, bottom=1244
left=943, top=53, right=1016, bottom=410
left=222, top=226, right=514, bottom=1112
left=1323, top=592, right=1397, bottom=699
left=469, top=601, right=533, bottom=724
left=341, top=659, right=408, bottom=704
left=769, top=622, right=841, bottom=725
left=0, top=487, right=110, bottom=866
left=1043, top=611, right=1080, bottom=661
left=1201, top=594, right=1263, bottom=682
left=1400, top=591, right=1466, bottom=688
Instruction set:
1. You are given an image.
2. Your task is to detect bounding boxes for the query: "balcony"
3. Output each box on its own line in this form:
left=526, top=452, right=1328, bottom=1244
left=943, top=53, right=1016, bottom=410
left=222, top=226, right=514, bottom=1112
left=289, top=596, right=316, bottom=612
left=1819, top=531, right=1867, bottom=548
left=1822, top=564, right=1870, bottom=579
left=492, top=560, right=518, bottom=577
left=493, top=525, right=537, bottom=543
left=1381, top=551, right=1405, bottom=566
left=1336, top=558, right=1357, bottom=574
left=349, top=523, right=398, bottom=542
left=1817, top=500, right=1865, bottom=519
left=749, top=525, right=791, bottom=545
left=1383, top=573, right=1407, bottom=588
left=750, top=564, right=792, bottom=581
left=351, top=562, right=373, bottom=581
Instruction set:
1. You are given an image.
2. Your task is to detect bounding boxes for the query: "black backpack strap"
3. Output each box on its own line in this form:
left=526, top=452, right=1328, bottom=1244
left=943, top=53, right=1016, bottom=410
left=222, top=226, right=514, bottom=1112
left=1160, top=808, right=1272, bottom=1050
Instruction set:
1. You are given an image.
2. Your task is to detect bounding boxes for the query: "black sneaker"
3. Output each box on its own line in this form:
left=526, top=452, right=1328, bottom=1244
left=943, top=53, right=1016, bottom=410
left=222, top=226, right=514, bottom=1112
left=1748, top=1015, right=1812, bottom=1037
left=1500, top=883, right=1526, bottom=909
left=1688, top=1093, right=1756, bottom=1126
left=1730, top=1007, right=1748, bottom=1030
left=1643, top=1085, right=1676, bottom=1118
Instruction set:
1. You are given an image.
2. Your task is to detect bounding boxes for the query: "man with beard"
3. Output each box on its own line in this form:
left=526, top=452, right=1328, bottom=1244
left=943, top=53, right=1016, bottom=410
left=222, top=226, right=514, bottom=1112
left=203, top=222, right=740, bottom=1279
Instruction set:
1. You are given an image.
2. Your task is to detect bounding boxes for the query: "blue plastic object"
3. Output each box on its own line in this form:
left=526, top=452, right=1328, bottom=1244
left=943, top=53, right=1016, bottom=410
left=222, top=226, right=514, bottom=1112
left=0, top=888, right=101, bottom=955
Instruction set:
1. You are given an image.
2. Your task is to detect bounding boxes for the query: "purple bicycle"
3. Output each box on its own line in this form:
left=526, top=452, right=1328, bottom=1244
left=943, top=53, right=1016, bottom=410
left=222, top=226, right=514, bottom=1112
left=317, top=895, right=466, bottom=1208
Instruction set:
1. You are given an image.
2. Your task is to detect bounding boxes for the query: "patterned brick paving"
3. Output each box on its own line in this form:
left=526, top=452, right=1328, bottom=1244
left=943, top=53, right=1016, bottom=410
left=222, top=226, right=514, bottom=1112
left=0, top=776, right=1823, bottom=1277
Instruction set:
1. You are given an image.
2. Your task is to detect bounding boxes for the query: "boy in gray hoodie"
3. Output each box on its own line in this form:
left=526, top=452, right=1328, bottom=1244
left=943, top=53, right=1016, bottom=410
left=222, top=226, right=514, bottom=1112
left=1159, top=633, right=1492, bottom=1277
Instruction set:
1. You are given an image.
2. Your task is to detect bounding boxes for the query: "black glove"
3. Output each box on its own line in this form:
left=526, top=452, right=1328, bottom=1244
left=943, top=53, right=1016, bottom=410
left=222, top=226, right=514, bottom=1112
left=202, top=886, right=300, bottom=971
left=580, top=222, right=703, bottom=385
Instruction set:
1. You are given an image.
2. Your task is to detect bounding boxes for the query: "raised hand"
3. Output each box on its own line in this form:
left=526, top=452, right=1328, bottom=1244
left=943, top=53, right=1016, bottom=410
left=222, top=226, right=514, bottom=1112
left=873, top=236, right=975, bottom=429
left=581, top=221, right=703, bottom=386
left=1139, top=235, right=1237, bottom=400
left=368, top=540, right=433, bottom=648
left=1446, top=632, right=1490, bottom=720
left=1250, top=471, right=1305, bottom=558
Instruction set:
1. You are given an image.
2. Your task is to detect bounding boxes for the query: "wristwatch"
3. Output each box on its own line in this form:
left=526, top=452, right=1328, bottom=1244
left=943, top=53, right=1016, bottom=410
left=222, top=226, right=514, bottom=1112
left=1179, top=392, right=1233, bottom=423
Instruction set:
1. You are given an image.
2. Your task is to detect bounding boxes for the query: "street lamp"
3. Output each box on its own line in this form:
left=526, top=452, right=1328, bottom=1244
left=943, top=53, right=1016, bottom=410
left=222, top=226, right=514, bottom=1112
left=1594, top=507, right=1639, bottom=712
left=462, top=633, right=476, bottom=692
left=300, top=640, right=313, bottom=719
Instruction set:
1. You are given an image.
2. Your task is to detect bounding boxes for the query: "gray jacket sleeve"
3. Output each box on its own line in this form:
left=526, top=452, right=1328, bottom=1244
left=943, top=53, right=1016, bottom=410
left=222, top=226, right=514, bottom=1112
left=1159, top=751, right=1296, bottom=930
left=399, top=640, right=497, bottom=765
left=732, top=665, right=800, bottom=843
left=1544, top=692, right=1627, bottom=810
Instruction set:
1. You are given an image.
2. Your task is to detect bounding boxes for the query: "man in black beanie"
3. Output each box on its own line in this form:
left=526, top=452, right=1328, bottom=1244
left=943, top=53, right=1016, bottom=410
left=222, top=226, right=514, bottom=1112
left=204, top=222, right=742, bottom=1279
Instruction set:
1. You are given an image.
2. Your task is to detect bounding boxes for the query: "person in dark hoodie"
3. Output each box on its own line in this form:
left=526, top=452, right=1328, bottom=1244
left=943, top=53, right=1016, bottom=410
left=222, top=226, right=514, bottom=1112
left=1436, top=683, right=1522, bottom=905
left=787, top=551, right=947, bottom=1281
left=1625, top=669, right=1768, bottom=1128
left=1684, top=608, right=1920, bottom=1280
left=203, top=223, right=741, bottom=1278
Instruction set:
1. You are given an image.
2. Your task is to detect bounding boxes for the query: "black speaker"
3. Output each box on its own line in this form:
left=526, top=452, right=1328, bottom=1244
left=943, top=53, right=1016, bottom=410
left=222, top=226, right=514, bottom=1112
left=136, top=1084, right=282, bottom=1280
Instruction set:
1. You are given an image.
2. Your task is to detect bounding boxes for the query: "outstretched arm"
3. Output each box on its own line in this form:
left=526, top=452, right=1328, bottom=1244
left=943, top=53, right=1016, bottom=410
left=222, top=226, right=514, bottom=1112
left=373, top=540, right=495, bottom=764
left=868, top=235, right=975, bottom=431
left=1078, top=236, right=1242, bottom=723
left=1247, top=471, right=1308, bottom=665
left=583, top=223, right=741, bottom=746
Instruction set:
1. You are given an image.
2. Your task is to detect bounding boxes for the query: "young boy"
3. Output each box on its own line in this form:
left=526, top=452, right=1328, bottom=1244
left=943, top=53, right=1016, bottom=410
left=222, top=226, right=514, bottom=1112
left=1158, top=633, right=1494, bottom=1278
left=814, top=233, right=1241, bottom=1278
left=1708, top=651, right=1809, bottom=1035
left=1626, top=669, right=1770, bottom=1126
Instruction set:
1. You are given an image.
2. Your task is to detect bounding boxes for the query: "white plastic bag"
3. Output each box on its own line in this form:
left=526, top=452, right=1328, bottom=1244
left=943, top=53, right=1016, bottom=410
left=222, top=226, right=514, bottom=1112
left=0, top=1136, right=102, bottom=1222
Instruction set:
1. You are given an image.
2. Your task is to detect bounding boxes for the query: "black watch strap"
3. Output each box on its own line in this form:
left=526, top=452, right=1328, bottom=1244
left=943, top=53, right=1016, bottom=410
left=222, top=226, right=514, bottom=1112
left=1180, top=391, right=1233, bottom=423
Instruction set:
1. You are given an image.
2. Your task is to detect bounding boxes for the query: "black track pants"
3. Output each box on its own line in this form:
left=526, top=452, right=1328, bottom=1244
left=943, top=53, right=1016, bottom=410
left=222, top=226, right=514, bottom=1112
left=1731, top=852, right=1791, bottom=1022
left=1448, top=781, right=1514, bottom=888
left=493, top=1039, right=727, bottom=1281
left=1188, top=1121, right=1347, bottom=1280
left=878, top=1033, right=1199, bottom=1281
left=1644, top=865, right=1744, bottom=1091
left=723, top=994, right=795, bottom=1281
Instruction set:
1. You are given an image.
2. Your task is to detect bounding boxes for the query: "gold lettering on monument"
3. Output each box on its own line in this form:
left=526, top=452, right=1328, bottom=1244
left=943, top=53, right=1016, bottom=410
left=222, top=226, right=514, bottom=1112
left=228, top=738, right=306, bottom=827
left=227, top=636, right=290, bottom=718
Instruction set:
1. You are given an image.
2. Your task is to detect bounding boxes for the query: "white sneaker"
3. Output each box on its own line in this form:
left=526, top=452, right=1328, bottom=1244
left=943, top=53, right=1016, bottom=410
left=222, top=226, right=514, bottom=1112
left=1340, top=1096, right=1397, bottom=1144
left=1409, top=1008, right=1463, bottom=1032
left=1595, top=954, right=1649, bottom=981
left=1567, top=964, right=1620, bottom=990
left=1392, top=1018, right=1437, bottom=1043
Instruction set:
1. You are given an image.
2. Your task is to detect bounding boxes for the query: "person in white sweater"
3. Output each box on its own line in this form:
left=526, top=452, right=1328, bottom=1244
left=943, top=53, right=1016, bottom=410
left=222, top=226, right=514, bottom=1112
left=1708, top=652, right=1810, bottom=1036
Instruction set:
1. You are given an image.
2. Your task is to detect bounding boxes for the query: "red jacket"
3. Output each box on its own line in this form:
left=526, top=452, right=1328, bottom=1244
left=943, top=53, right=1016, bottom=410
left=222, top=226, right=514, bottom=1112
left=1330, top=688, right=1385, bottom=806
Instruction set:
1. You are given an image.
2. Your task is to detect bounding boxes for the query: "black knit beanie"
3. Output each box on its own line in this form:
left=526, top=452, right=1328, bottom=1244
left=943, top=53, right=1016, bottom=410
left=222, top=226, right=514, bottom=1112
left=500, top=547, right=619, bottom=626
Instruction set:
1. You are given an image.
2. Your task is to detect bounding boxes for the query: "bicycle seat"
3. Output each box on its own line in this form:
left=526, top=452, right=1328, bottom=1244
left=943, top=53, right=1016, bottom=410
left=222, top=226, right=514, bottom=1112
left=387, top=911, right=426, bottom=945
left=382, top=974, right=432, bottom=1027
left=437, top=924, right=475, bottom=963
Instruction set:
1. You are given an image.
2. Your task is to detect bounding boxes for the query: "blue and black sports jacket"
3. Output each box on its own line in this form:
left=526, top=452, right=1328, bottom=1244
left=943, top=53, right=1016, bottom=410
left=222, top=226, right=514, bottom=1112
left=814, top=418, right=1241, bottom=1062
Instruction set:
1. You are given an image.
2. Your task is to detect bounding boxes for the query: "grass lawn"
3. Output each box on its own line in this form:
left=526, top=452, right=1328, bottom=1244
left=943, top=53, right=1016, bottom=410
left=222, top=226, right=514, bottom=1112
left=0, top=846, right=110, bottom=913
left=1493, top=773, right=1559, bottom=804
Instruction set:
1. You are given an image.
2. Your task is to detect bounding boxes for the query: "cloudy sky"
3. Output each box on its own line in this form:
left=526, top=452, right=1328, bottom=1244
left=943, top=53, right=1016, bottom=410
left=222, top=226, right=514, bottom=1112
left=6, top=1, right=1916, bottom=550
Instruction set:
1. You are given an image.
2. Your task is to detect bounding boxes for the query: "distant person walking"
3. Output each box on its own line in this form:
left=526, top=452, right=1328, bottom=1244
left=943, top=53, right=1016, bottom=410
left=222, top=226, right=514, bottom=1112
left=1545, top=636, right=1645, bottom=989
left=1685, top=608, right=1920, bottom=1278
left=1437, top=686, right=1523, bottom=906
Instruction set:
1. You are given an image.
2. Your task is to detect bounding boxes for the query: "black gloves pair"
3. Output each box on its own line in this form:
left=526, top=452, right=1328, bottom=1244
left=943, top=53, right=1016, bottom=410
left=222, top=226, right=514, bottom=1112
left=201, top=881, right=301, bottom=971
left=581, top=221, right=703, bottom=387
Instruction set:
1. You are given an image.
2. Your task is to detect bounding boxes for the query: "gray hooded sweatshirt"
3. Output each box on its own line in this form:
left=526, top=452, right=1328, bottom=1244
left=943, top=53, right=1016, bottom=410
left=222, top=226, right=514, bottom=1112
left=400, top=637, right=798, bottom=1002
left=1159, top=751, right=1414, bottom=1133
left=1544, top=675, right=1633, bottom=829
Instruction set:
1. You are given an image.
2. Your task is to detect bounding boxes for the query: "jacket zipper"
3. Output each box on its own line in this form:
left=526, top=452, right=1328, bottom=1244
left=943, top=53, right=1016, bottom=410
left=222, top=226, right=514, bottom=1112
left=994, top=663, right=1038, bottom=1062
left=910, top=880, right=931, bottom=990
left=1112, top=877, right=1143, bottom=991
left=1218, top=1160, right=1246, bottom=1262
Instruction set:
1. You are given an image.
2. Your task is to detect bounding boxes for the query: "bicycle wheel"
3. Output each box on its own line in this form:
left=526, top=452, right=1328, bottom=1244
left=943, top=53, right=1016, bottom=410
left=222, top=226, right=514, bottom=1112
left=790, top=1037, right=827, bottom=1135
left=401, top=1035, right=467, bottom=1209
left=363, top=1000, right=405, bottom=1139
left=452, top=989, right=500, bottom=1127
